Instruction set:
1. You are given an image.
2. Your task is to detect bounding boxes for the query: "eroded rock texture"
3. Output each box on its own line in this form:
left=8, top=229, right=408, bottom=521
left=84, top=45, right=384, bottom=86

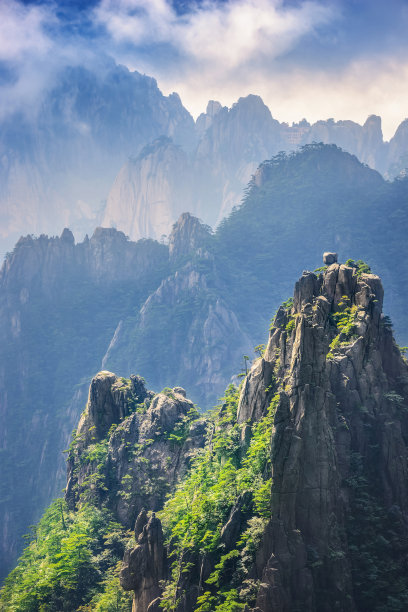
left=120, top=511, right=167, bottom=612
left=238, top=263, right=408, bottom=611
left=66, top=372, right=206, bottom=528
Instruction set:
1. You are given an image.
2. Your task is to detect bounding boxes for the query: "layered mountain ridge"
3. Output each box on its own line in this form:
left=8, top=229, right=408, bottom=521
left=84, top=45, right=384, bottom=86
left=2, top=58, right=408, bottom=254
left=103, top=96, right=408, bottom=242
left=1, top=144, right=408, bottom=583
left=2, top=260, right=408, bottom=611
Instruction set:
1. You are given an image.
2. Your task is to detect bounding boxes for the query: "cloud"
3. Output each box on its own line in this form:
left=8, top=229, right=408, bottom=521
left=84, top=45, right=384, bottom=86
left=95, top=0, right=335, bottom=71
left=0, top=1, right=53, bottom=61
left=0, top=0, right=407, bottom=140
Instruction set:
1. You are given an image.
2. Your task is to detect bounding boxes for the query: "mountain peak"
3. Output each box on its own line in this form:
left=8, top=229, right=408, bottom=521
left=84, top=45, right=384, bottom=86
left=168, top=213, right=212, bottom=261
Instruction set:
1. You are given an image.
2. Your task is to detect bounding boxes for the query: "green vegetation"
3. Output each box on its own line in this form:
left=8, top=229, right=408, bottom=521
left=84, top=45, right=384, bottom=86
left=327, top=298, right=359, bottom=359
left=346, top=453, right=408, bottom=611
left=168, top=407, right=200, bottom=446
left=0, top=501, right=132, bottom=612
left=158, top=386, right=279, bottom=610
left=345, top=259, right=372, bottom=276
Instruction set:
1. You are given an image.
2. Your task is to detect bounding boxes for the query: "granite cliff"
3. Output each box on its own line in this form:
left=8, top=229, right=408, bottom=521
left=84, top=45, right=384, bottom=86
left=3, top=259, right=408, bottom=612
left=119, top=260, right=408, bottom=611
left=0, top=61, right=195, bottom=256
left=103, top=97, right=408, bottom=242
left=3, top=55, right=408, bottom=257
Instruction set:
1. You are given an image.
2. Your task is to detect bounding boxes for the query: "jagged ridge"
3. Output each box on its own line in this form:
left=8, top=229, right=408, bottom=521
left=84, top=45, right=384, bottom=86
left=3, top=258, right=408, bottom=612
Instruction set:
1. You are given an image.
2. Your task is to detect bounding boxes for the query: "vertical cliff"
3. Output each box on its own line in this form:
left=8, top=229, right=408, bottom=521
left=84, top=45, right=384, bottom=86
left=238, top=262, right=408, bottom=611
left=114, top=260, right=408, bottom=612
left=2, top=258, right=408, bottom=611
left=130, top=260, right=408, bottom=612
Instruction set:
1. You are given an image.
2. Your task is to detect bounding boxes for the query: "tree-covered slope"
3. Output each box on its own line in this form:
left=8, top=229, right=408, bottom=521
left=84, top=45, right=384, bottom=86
left=2, top=260, right=408, bottom=611
left=2, top=143, right=408, bottom=582
left=214, top=144, right=408, bottom=345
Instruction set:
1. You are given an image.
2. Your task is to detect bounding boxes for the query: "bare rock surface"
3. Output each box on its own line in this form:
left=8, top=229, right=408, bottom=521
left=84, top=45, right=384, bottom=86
left=237, top=263, right=408, bottom=611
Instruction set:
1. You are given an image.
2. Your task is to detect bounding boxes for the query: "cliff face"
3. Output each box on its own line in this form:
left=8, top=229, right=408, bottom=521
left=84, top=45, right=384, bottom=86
left=106, top=261, right=408, bottom=612
left=0, top=62, right=195, bottom=255
left=65, top=371, right=206, bottom=528
left=102, top=138, right=196, bottom=242
left=239, top=263, right=408, bottom=611
left=0, top=228, right=169, bottom=581
left=2, top=259, right=408, bottom=612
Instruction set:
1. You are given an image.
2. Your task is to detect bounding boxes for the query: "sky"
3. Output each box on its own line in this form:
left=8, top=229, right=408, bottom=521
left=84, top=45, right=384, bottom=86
left=2, top=0, right=408, bottom=139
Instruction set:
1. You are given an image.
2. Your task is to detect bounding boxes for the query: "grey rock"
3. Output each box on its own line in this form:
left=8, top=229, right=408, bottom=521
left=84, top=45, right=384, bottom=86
left=322, top=251, right=338, bottom=265
left=120, top=514, right=167, bottom=612
left=234, top=264, right=408, bottom=611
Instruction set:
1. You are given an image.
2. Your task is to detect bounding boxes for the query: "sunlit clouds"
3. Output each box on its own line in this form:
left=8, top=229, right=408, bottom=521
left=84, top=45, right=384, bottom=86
left=1, top=0, right=408, bottom=139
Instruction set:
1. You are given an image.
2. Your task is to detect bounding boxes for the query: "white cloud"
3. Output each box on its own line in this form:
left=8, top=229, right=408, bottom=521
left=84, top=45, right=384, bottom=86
left=0, top=0, right=406, bottom=140
left=95, top=0, right=335, bottom=69
left=0, top=1, right=53, bottom=61
left=156, top=54, right=408, bottom=141
left=98, top=0, right=406, bottom=140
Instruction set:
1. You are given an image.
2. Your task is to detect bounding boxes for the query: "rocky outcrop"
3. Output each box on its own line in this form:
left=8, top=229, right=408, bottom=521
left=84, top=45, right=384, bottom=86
left=238, top=262, right=408, bottom=611
left=168, top=212, right=212, bottom=262
left=66, top=372, right=207, bottom=526
left=120, top=512, right=168, bottom=612
left=0, top=226, right=168, bottom=290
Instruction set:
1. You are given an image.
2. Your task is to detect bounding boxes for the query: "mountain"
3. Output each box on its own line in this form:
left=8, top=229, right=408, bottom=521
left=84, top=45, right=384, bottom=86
left=1, top=144, right=408, bottom=583
left=2, top=55, right=408, bottom=256
left=2, top=260, right=408, bottom=611
left=0, top=227, right=169, bottom=582
left=0, top=60, right=195, bottom=256
left=102, top=96, right=408, bottom=242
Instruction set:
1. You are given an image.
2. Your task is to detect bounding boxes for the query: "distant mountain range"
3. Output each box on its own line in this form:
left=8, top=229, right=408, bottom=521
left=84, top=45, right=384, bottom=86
left=1, top=60, right=408, bottom=256
left=1, top=144, right=408, bottom=582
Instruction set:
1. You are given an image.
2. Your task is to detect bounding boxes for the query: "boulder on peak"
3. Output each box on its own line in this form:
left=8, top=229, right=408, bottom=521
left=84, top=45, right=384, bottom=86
left=323, top=251, right=338, bottom=265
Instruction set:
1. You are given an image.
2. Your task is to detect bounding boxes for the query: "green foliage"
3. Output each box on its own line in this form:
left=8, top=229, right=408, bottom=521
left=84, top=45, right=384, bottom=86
left=281, top=297, right=294, bottom=312
left=254, top=344, right=265, bottom=358
left=168, top=407, right=200, bottom=445
left=0, top=501, right=130, bottom=612
left=158, top=388, right=279, bottom=610
left=161, top=387, right=176, bottom=399
left=327, top=302, right=359, bottom=359
left=79, top=563, right=132, bottom=611
left=345, top=259, right=372, bottom=276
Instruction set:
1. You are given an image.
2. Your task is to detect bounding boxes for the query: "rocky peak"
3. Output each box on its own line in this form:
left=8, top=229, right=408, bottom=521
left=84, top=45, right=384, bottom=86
left=196, top=100, right=224, bottom=134
left=66, top=372, right=207, bottom=523
left=168, top=212, right=212, bottom=261
left=60, top=228, right=75, bottom=245
left=237, top=261, right=408, bottom=610
left=76, top=371, right=150, bottom=444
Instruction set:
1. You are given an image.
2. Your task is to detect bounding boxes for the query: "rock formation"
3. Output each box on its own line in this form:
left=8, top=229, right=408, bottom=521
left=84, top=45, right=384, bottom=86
left=238, top=261, right=408, bottom=610
left=120, top=511, right=167, bottom=612
left=3, top=143, right=408, bottom=584
left=115, top=260, right=408, bottom=611
left=66, top=372, right=207, bottom=527
left=2, top=257, right=408, bottom=611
